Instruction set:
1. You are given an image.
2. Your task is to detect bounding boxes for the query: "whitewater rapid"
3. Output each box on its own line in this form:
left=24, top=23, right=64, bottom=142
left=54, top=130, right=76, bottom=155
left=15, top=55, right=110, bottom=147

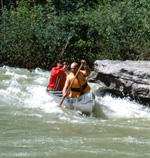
left=1, top=66, right=150, bottom=119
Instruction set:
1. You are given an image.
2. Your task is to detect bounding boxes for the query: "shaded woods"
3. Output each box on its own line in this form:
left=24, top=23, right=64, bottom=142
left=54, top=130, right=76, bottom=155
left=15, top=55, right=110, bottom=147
left=0, top=0, right=150, bottom=69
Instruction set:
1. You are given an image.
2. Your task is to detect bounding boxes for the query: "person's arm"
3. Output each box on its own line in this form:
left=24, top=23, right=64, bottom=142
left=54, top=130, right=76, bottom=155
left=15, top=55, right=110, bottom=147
left=81, top=60, right=90, bottom=76
left=63, top=64, right=68, bottom=71
left=47, top=68, right=55, bottom=88
left=63, top=78, right=70, bottom=97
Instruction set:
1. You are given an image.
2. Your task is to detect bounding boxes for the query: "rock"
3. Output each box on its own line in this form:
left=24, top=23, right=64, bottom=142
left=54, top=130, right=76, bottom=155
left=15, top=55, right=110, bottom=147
left=88, top=60, right=150, bottom=101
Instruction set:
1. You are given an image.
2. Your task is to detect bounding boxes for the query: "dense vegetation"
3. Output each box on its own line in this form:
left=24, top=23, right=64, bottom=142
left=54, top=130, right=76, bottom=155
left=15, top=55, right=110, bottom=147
left=0, top=0, right=150, bottom=69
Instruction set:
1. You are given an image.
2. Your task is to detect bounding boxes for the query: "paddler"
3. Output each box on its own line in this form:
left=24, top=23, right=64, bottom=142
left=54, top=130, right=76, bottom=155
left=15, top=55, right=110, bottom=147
left=47, top=59, right=67, bottom=91
left=63, top=60, right=91, bottom=98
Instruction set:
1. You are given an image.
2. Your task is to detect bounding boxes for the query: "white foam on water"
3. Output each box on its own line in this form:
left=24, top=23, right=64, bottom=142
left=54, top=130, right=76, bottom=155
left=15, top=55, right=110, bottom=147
left=0, top=67, right=56, bottom=113
left=34, top=77, right=48, bottom=85
left=1, top=66, right=150, bottom=120
left=24, top=85, right=63, bottom=114
left=97, top=94, right=150, bottom=119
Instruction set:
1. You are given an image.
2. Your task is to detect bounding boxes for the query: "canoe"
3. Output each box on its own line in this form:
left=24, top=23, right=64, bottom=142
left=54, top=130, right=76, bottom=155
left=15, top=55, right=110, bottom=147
left=46, top=90, right=95, bottom=115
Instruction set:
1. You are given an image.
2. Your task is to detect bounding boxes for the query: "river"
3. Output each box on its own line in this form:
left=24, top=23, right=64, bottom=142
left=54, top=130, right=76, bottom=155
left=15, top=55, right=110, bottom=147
left=0, top=66, right=150, bottom=158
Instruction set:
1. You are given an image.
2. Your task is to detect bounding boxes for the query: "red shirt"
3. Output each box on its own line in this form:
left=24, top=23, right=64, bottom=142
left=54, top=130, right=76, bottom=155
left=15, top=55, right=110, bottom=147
left=47, top=67, right=66, bottom=91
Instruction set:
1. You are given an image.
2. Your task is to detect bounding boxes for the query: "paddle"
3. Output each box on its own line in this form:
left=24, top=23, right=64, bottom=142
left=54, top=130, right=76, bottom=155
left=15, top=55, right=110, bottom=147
left=57, top=63, right=83, bottom=107
left=50, top=37, right=70, bottom=69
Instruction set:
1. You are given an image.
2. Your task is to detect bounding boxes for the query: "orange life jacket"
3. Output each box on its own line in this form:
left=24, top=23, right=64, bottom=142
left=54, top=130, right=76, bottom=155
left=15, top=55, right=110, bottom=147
left=67, top=70, right=90, bottom=98
left=47, top=67, right=66, bottom=91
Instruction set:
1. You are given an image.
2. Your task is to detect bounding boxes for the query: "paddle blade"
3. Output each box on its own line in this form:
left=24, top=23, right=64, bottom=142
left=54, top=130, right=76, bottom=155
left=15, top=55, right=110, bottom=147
left=57, top=97, right=65, bottom=107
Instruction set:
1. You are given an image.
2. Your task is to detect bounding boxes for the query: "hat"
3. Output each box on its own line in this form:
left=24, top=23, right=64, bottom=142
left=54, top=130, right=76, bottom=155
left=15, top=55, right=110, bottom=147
left=57, top=59, right=63, bottom=63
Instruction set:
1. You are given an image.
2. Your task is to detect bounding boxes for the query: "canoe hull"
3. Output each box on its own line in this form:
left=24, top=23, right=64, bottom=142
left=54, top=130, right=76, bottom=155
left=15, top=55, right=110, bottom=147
left=47, top=90, right=95, bottom=115
left=63, top=92, right=95, bottom=115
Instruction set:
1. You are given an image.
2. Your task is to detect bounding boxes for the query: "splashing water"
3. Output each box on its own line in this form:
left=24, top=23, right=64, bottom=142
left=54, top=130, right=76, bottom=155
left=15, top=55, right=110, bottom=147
left=1, top=66, right=150, bottom=118
left=1, top=66, right=150, bottom=158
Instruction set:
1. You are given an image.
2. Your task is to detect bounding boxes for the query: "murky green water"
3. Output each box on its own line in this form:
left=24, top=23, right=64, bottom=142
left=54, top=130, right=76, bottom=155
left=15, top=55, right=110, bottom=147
left=0, top=66, right=150, bottom=158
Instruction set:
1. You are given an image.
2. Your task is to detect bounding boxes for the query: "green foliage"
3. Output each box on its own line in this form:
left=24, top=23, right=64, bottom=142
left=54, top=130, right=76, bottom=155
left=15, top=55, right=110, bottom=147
left=82, top=0, right=150, bottom=60
left=0, top=0, right=150, bottom=69
left=0, top=3, right=42, bottom=68
left=52, top=0, right=99, bottom=14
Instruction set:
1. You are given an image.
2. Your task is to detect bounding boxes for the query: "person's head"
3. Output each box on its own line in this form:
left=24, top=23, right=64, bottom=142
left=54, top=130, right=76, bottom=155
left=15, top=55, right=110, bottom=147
left=57, top=59, right=63, bottom=69
left=70, top=62, right=78, bottom=74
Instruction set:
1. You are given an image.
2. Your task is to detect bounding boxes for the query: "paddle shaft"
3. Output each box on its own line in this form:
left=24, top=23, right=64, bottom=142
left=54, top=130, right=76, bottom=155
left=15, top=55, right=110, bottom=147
left=58, top=63, right=83, bottom=107
left=50, top=37, right=70, bottom=69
